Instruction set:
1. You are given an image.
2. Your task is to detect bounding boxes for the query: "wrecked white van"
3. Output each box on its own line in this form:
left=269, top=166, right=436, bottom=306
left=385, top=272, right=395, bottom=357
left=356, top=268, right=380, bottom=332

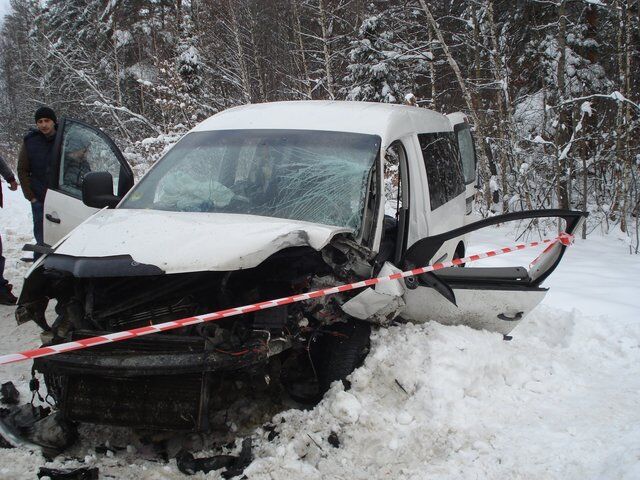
left=17, top=101, right=586, bottom=431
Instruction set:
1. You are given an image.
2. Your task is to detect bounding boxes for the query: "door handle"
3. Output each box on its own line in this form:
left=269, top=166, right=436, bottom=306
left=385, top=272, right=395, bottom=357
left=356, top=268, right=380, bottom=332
left=497, top=311, right=523, bottom=321
left=45, top=213, right=61, bottom=224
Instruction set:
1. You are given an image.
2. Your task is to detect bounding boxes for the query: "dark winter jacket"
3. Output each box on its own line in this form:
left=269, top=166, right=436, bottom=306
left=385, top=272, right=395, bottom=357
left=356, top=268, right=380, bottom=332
left=17, top=128, right=56, bottom=203
left=0, top=155, right=17, bottom=208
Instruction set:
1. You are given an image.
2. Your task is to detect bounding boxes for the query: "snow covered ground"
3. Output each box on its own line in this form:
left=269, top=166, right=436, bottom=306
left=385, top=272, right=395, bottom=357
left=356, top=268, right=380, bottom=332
left=0, top=186, right=639, bottom=479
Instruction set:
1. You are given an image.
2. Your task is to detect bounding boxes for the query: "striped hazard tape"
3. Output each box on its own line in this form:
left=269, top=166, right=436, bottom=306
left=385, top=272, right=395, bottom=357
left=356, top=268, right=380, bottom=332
left=0, top=233, right=574, bottom=366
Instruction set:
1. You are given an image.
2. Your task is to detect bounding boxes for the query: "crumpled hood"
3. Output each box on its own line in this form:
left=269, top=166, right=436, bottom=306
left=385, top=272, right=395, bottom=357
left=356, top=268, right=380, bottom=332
left=53, top=209, right=351, bottom=273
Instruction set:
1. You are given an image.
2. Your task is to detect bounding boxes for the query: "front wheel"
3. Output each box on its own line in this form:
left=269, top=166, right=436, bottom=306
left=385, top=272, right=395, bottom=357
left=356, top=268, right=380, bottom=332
left=312, top=320, right=371, bottom=392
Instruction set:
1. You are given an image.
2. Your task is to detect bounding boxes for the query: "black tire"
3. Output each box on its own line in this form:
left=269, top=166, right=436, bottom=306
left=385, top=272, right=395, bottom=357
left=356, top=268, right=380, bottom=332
left=312, top=320, right=371, bottom=392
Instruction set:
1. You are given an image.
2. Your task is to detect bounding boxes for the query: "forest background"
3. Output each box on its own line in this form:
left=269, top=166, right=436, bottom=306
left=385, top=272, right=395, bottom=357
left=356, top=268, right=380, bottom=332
left=0, top=0, right=638, bottom=247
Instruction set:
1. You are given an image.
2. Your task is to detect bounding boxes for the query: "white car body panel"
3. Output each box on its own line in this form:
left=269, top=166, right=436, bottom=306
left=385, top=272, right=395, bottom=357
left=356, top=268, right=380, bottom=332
left=53, top=209, right=351, bottom=274
left=44, top=189, right=98, bottom=246
left=191, top=101, right=453, bottom=153
left=402, top=287, right=548, bottom=336
left=403, top=131, right=466, bottom=261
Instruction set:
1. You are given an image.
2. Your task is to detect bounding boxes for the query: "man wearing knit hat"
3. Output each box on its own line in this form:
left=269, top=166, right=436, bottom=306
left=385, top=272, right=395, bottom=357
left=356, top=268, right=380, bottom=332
left=17, top=106, right=58, bottom=260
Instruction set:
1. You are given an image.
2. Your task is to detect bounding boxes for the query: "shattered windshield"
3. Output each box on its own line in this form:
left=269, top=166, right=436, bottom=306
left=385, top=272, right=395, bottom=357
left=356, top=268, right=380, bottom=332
left=120, top=130, right=380, bottom=231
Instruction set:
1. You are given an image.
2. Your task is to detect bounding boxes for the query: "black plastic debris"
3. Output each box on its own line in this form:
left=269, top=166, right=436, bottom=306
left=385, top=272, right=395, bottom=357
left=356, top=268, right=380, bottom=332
left=0, top=416, right=13, bottom=449
left=177, top=450, right=236, bottom=475
left=176, top=437, right=252, bottom=478
left=328, top=431, right=340, bottom=448
left=263, top=424, right=279, bottom=441
left=1, top=382, right=20, bottom=405
left=0, top=405, right=76, bottom=459
left=37, top=466, right=99, bottom=480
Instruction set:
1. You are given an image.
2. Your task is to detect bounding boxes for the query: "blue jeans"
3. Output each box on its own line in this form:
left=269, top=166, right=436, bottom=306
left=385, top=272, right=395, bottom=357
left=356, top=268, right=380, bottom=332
left=31, top=200, right=44, bottom=259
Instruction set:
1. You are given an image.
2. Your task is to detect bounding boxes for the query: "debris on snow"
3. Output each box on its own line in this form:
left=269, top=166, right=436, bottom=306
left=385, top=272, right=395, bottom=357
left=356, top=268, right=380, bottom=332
left=0, top=405, right=77, bottom=459
left=176, top=437, right=252, bottom=477
left=37, top=466, right=99, bottom=480
left=0, top=382, right=19, bottom=405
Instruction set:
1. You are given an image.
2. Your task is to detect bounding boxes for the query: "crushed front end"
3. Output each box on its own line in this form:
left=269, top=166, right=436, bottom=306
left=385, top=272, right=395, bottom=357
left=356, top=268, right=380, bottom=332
left=19, top=236, right=381, bottom=431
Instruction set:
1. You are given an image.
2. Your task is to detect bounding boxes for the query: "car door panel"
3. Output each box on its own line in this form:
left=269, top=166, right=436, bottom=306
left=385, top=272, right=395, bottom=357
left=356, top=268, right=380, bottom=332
left=43, top=118, right=133, bottom=246
left=400, top=210, right=587, bottom=334
left=402, top=285, right=547, bottom=335
left=43, top=189, right=99, bottom=247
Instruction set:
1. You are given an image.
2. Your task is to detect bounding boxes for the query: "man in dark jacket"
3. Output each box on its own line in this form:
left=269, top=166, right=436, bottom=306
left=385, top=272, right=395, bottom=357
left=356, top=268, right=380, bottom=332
left=17, top=106, right=57, bottom=260
left=0, top=154, right=19, bottom=305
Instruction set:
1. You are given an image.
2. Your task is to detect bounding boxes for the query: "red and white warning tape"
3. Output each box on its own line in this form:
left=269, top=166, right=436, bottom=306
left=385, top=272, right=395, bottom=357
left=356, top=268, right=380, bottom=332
left=0, top=233, right=574, bottom=366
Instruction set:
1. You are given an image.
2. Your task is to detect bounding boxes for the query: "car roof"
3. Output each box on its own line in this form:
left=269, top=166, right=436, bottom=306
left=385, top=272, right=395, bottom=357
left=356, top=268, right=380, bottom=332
left=191, top=101, right=453, bottom=148
left=446, top=111, right=469, bottom=127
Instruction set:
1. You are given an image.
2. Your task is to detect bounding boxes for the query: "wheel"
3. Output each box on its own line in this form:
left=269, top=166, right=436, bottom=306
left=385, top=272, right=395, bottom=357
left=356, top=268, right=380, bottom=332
left=312, top=320, right=371, bottom=392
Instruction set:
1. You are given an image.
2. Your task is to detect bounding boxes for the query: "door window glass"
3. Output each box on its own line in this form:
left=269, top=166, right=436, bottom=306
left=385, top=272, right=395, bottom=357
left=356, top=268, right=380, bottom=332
left=457, top=127, right=477, bottom=185
left=418, top=132, right=464, bottom=210
left=58, top=121, right=121, bottom=198
left=384, top=143, right=402, bottom=218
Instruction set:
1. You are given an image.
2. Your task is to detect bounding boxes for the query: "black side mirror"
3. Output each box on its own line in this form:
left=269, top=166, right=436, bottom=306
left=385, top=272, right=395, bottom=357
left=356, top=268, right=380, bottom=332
left=82, top=172, right=120, bottom=208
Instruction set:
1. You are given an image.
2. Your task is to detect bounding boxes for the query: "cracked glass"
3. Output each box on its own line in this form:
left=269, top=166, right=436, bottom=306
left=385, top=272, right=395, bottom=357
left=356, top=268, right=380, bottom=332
left=121, top=130, right=380, bottom=232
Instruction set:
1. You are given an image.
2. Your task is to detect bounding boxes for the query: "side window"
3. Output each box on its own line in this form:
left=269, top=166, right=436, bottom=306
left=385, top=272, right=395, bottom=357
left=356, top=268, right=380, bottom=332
left=58, top=121, right=121, bottom=198
left=456, top=126, right=477, bottom=185
left=384, top=143, right=402, bottom=218
left=418, top=132, right=464, bottom=210
left=382, top=141, right=410, bottom=263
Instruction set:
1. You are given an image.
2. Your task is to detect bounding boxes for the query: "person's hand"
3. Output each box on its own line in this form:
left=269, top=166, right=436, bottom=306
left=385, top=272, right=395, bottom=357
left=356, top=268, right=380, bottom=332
left=9, top=180, right=18, bottom=191
left=30, top=198, right=37, bottom=203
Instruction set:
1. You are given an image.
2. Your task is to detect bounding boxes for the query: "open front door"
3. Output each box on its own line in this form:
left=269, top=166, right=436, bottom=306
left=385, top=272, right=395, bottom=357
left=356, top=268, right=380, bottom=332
left=44, top=118, right=134, bottom=246
left=400, top=210, right=587, bottom=335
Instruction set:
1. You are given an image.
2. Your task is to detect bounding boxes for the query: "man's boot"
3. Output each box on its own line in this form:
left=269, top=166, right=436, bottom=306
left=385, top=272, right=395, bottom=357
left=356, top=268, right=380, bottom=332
left=0, top=283, right=18, bottom=305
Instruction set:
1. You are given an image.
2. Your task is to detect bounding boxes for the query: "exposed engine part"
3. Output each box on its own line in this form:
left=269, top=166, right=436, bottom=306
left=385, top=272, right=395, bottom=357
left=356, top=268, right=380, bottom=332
left=322, top=236, right=375, bottom=280
left=253, top=306, right=288, bottom=330
left=305, top=275, right=348, bottom=324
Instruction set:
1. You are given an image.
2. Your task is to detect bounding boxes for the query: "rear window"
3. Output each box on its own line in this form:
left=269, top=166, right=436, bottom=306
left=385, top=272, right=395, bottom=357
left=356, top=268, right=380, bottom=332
left=418, top=132, right=464, bottom=210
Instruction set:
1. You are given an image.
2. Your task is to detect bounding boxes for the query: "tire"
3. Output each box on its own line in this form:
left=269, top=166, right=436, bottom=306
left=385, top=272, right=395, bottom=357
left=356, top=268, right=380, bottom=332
left=312, top=320, right=371, bottom=392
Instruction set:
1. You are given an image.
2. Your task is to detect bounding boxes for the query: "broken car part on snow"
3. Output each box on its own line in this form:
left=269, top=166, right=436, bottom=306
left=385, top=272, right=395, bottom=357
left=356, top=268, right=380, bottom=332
left=12, top=101, right=587, bottom=434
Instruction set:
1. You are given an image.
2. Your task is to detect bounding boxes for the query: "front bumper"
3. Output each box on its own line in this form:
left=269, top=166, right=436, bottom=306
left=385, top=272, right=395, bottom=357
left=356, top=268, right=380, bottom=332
left=34, top=331, right=290, bottom=377
left=34, top=332, right=291, bottom=431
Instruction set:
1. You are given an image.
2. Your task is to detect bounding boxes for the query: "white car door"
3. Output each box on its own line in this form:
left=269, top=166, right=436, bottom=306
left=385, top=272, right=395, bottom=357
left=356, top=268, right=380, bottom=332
left=400, top=210, right=587, bottom=335
left=43, top=118, right=134, bottom=246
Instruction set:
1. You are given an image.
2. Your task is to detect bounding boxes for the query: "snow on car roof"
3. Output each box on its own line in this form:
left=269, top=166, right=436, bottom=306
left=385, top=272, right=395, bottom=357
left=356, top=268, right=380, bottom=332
left=192, top=101, right=453, bottom=147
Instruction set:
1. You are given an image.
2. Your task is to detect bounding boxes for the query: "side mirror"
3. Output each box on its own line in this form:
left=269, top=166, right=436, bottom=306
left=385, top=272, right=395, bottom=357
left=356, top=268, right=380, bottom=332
left=82, top=172, right=120, bottom=208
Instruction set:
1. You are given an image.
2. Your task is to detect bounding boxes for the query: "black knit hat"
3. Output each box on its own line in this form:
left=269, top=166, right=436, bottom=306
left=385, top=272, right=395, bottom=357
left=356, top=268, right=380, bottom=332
left=34, top=106, right=57, bottom=124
